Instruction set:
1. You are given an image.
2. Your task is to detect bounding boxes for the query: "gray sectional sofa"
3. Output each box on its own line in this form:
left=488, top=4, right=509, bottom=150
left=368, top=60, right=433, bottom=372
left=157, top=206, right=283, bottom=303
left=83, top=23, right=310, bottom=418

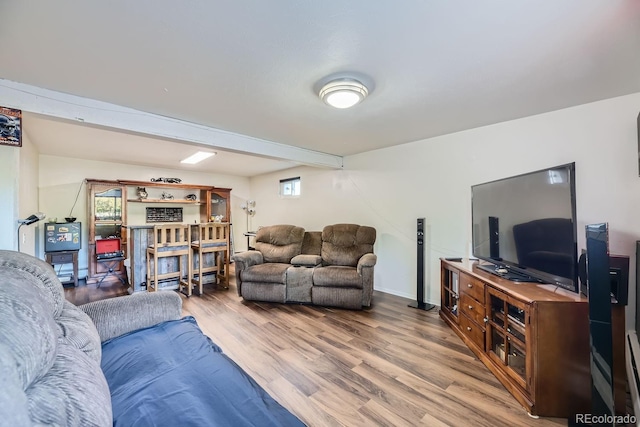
left=232, top=224, right=377, bottom=309
left=0, top=250, right=304, bottom=426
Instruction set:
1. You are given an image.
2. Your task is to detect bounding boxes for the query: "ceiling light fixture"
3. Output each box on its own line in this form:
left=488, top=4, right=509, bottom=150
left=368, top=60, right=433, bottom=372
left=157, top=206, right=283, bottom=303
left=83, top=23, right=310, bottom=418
left=319, top=78, right=369, bottom=109
left=180, top=151, right=216, bottom=164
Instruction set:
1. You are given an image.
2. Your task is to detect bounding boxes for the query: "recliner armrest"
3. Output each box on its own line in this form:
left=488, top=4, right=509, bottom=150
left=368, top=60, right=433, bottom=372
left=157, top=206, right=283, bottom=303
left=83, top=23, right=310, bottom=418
left=232, top=251, right=264, bottom=269
left=80, top=291, right=182, bottom=342
left=291, top=254, right=322, bottom=267
left=231, top=251, right=265, bottom=296
left=357, top=253, right=377, bottom=274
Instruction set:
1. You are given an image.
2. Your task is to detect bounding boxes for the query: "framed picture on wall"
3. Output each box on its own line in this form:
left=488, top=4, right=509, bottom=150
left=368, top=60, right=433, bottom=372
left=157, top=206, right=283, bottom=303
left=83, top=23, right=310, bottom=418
left=0, top=106, right=21, bottom=148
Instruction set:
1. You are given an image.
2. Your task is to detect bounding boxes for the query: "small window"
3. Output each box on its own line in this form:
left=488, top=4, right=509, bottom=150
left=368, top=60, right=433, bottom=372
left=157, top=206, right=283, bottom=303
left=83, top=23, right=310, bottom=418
left=280, top=177, right=301, bottom=197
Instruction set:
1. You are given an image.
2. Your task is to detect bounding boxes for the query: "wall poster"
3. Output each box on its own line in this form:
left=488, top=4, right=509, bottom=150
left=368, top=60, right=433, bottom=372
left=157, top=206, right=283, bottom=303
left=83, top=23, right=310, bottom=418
left=0, top=106, right=21, bottom=147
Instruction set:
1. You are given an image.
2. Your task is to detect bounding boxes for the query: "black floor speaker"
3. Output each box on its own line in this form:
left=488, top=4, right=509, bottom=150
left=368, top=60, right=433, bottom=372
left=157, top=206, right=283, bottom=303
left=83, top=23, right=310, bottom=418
left=409, top=218, right=436, bottom=311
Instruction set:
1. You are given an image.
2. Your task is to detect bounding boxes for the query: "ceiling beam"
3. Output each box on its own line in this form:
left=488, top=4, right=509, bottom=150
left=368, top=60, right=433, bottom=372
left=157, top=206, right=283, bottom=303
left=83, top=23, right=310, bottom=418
left=0, top=79, right=343, bottom=169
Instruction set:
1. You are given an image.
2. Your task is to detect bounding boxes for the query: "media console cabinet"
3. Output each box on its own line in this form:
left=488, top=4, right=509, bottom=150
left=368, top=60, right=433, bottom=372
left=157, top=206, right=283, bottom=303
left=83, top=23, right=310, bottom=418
left=440, top=258, right=592, bottom=418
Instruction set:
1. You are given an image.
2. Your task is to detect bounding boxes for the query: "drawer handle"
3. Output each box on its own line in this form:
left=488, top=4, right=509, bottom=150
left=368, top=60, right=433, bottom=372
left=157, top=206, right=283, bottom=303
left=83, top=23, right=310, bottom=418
left=467, top=283, right=473, bottom=288
left=468, top=305, right=473, bottom=310
left=466, top=326, right=472, bottom=331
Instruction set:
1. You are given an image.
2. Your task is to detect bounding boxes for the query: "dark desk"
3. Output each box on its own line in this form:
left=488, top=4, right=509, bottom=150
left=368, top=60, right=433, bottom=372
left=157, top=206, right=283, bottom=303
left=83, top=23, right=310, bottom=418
left=45, top=250, right=79, bottom=287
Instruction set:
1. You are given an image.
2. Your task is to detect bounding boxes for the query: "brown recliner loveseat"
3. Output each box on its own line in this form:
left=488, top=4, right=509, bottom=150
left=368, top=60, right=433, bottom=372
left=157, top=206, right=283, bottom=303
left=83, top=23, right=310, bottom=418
left=232, top=224, right=377, bottom=309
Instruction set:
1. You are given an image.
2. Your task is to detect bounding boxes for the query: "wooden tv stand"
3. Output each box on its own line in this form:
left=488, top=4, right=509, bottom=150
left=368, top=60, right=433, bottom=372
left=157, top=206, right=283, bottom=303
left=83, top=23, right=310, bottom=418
left=440, top=258, right=591, bottom=418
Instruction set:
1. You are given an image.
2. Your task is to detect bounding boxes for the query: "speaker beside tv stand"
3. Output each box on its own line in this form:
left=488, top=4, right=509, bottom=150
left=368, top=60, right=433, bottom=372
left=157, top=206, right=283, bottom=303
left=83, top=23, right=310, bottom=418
left=409, top=218, right=435, bottom=311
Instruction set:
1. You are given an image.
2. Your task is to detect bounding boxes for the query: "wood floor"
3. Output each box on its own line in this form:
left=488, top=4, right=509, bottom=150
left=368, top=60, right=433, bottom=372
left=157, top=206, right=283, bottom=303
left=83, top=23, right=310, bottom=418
left=65, top=270, right=569, bottom=427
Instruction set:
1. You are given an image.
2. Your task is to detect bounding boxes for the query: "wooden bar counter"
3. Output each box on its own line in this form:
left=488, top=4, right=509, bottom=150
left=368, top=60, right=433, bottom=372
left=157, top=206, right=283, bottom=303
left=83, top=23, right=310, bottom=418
left=123, top=224, right=230, bottom=294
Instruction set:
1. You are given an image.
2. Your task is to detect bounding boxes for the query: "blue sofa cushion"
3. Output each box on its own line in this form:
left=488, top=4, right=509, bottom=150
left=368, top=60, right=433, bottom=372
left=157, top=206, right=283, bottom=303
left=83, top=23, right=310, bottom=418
left=101, top=316, right=305, bottom=427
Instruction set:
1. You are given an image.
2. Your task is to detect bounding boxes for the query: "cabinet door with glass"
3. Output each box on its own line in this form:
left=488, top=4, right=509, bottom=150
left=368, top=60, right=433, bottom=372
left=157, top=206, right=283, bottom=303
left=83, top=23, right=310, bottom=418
left=486, top=287, right=531, bottom=392
left=440, top=264, right=460, bottom=322
left=206, top=188, right=231, bottom=222
left=87, top=180, right=127, bottom=283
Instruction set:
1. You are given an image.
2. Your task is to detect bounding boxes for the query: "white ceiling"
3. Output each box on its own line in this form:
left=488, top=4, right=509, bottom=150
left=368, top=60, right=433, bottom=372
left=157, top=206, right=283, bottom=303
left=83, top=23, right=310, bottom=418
left=1, top=1, right=640, bottom=177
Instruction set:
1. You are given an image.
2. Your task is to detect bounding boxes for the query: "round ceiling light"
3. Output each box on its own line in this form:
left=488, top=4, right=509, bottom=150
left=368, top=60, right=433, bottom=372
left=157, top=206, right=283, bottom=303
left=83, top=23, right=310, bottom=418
left=319, top=78, right=369, bottom=109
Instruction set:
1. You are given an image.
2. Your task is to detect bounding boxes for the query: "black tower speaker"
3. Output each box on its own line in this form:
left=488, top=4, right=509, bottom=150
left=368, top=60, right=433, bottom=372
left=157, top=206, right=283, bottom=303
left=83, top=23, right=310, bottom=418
left=585, top=223, right=615, bottom=419
left=578, top=252, right=629, bottom=305
left=409, top=218, right=435, bottom=311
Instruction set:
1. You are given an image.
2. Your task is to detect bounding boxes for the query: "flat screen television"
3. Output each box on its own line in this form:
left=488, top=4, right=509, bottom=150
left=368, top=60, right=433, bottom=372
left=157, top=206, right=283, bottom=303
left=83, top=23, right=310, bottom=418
left=471, top=163, right=578, bottom=292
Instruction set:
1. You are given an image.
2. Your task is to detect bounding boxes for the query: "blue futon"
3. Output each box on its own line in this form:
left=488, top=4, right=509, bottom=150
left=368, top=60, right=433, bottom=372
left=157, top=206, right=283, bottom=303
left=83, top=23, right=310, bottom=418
left=101, top=316, right=305, bottom=427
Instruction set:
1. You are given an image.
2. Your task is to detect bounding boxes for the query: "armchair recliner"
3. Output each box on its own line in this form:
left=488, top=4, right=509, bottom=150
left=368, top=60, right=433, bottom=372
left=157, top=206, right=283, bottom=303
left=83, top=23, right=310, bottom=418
left=236, top=224, right=305, bottom=303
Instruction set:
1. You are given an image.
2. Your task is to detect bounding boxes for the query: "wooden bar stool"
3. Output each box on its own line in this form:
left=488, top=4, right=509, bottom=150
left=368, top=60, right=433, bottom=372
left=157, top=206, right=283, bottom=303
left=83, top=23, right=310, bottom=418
left=146, top=224, right=191, bottom=293
left=190, top=223, right=230, bottom=295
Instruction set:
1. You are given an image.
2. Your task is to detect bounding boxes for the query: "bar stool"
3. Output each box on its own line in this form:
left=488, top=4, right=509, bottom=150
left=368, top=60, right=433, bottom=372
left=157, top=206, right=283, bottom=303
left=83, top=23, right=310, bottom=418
left=190, top=222, right=230, bottom=295
left=146, top=224, right=191, bottom=293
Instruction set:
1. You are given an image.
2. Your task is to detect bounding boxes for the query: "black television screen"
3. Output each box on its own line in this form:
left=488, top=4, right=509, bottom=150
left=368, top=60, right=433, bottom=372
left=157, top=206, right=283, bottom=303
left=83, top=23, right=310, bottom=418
left=471, top=163, right=578, bottom=292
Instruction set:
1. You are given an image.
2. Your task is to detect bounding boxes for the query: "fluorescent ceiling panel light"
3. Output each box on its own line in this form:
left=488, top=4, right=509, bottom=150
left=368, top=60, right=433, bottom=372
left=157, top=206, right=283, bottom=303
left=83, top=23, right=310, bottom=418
left=180, top=151, right=216, bottom=164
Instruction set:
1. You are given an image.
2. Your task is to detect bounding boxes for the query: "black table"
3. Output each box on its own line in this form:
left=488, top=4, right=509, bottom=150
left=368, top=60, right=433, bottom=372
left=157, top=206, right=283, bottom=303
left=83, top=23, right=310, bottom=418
left=96, top=256, right=127, bottom=287
left=45, top=250, right=79, bottom=287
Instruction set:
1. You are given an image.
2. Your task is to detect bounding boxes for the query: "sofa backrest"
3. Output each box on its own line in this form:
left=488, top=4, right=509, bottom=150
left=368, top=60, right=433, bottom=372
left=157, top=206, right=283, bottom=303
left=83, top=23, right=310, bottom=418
left=321, top=224, right=376, bottom=267
left=254, top=225, right=306, bottom=263
left=301, top=231, right=322, bottom=256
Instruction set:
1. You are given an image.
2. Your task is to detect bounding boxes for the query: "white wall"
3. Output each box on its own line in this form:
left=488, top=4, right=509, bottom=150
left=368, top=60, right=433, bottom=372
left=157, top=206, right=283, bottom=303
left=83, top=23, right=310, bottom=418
left=18, top=133, right=40, bottom=255
left=0, top=146, right=20, bottom=251
left=250, top=93, right=640, bottom=328
left=0, top=131, right=39, bottom=254
left=39, top=156, right=251, bottom=277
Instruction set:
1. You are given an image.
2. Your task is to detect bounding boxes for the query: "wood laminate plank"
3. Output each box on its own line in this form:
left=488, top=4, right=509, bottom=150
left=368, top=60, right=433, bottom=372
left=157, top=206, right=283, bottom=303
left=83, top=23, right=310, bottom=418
left=66, top=266, right=568, bottom=426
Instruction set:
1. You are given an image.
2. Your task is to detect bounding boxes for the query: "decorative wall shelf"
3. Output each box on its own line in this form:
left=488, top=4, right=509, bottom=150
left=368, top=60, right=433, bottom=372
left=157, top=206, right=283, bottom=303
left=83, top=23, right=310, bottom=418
left=127, top=198, right=201, bottom=204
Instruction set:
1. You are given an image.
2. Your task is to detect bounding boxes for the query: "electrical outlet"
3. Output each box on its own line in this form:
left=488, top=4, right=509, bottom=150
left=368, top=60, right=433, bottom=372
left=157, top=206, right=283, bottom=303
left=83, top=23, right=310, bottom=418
left=22, top=233, right=26, bottom=244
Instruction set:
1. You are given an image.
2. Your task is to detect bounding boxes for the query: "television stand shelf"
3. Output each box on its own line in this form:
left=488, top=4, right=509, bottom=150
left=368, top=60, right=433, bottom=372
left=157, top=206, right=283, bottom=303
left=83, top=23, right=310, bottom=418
left=440, top=258, right=591, bottom=418
left=441, top=258, right=628, bottom=417
left=475, top=263, right=543, bottom=283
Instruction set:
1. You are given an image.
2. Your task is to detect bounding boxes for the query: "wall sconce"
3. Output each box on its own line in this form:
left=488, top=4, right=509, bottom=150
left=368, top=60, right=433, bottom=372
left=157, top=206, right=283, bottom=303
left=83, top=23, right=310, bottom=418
left=17, top=212, right=45, bottom=252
